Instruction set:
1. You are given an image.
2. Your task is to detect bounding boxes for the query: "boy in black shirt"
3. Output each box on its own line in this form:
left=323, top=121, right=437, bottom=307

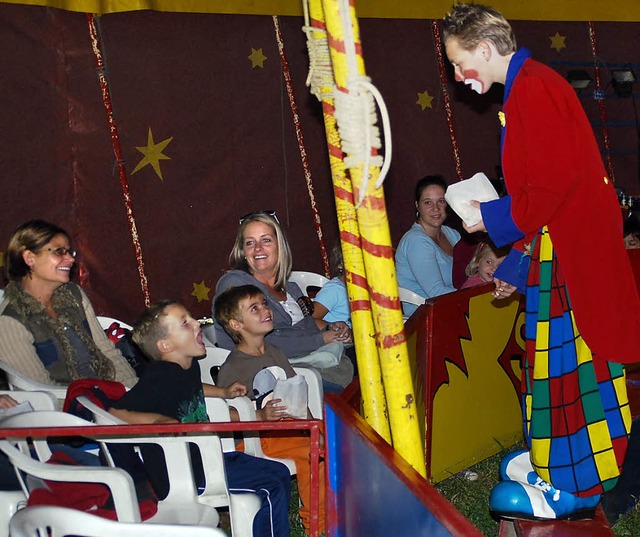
left=110, top=299, right=290, bottom=537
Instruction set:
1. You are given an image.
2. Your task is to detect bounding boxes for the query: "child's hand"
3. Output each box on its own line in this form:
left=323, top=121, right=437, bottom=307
left=0, top=394, right=18, bottom=409
left=257, top=398, right=288, bottom=421
left=224, top=381, right=248, bottom=399
left=492, top=278, right=517, bottom=299
left=323, top=321, right=353, bottom=344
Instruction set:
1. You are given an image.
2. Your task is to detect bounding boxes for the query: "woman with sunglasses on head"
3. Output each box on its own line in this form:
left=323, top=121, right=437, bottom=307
left=212, top=211, right=354, bottom=392
left=0, top=220, right=137, bottom=388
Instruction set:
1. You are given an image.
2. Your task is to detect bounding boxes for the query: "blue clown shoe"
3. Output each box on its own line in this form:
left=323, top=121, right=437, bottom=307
left=499, top=449, right=534, bottom=483
left=489, top=480, right=600, bottom=521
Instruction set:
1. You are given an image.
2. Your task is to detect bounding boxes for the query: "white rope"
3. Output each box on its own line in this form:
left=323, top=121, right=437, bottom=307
left=302, top=0, right=392, bottom=206
left=334, top=76, right=392, bottom=206
left=303, top=25, right=334, bottom=99
left=302, top=1, right=334, bottom=99
left=359, top=80, right=392, bottom=191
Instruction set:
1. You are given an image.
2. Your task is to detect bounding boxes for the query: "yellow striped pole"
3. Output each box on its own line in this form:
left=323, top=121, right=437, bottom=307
left=305, top=0, right=390, bottom=441
left=316, top=0, right=425, bottom=475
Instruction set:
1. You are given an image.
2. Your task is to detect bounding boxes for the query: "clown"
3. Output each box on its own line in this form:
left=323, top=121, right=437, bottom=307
left=442, top=3, right=640, bottom=521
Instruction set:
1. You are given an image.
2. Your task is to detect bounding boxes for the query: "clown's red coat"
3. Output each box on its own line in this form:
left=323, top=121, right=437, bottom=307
left=483, top=49, right=640, bottom=364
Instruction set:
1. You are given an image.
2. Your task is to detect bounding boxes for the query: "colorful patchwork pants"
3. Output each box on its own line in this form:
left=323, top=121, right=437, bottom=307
left=523, top=227, right=630, bottom=497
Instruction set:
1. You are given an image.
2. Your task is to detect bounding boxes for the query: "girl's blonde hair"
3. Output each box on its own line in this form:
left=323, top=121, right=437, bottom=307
left=465, top=240, right=510, bottom=277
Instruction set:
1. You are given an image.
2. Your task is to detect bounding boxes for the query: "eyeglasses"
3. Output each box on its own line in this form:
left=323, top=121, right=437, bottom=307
left=45, top=247, right=77, bottom=258
left=239, top=210, right=280, bottom=226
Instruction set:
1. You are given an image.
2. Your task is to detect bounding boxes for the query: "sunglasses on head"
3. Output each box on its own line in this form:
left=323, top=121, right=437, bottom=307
left=239, top=210, right=280, bottom=226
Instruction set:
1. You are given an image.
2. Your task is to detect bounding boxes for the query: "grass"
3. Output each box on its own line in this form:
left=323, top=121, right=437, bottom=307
left=288, top=479, right=307, bottom=537
left=435, top=447, right=640, bottom=536
left=435, top=453, right=504, bottom=536
left=613, top=505, right=640, bottom=536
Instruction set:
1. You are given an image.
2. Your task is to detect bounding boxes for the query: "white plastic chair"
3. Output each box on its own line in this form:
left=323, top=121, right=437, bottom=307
left=0, top=490, right=24, bottom=537
left=289, top=271, right=329, bottom=297
left=199, top=320, right=218, bottom=347
left=0, top=411, right=221, bottom=529
left=96, top=316, right=134, bottom=332
left=198, top=349, right=297, bottom=474
left=0, top=362, right=67, bottom=402
left=290, top=367, right=323, bottom=420
left=198, top=348, right=273, bottom=461
left=75, top=397, right=260, bottom=537
left=198, top=347, right=256, bottom=440
left=398, top=287, right=425, bottom=308
left=0, top=389, right=59, bottom=537
left=10, top=505, right=227, bottom=537
left=198, top=349, right=321, bottom=475
left=0, top=390, right=57, bottom=413
left=198, top=347, right=322, bottom=418
left=264, top=366, right=323, bottom=420
left=0, top=414, right=140, bottom=523
left=199, top=347, right=232, bottom=386
left=398, top=287, right=426, bottom=320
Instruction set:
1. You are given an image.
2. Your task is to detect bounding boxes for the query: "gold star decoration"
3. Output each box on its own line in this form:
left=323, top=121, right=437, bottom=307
left=549, top=32, right=566, bottom=53
left=416, top=90, right=434, bottom=110
left=131, top=128, right=174, bottom=181
left=192, top=280, right=212, bottom=303
left=248, top=48, right=267, bottom=68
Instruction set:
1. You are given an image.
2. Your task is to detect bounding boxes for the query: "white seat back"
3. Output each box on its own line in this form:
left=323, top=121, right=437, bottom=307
left=76, top=394, right=259, bottom=536
left=0, top=411, right=224, bottom=528
left=0, top=363, right=67, bottom=402
left=0, top=412, right=140, bottom=523
left=0, top=390, right=57, bottom=412
left=96, top=316, right=134, bottom=332
left=292, top=367, right=323, bottom=420
left=398, top=287, right=426, bottom=320
left=199, top=347, right=231, bottom=385
left=197, top=348, right=298, bottom=475
left=9, top=505, right=228, bottom=537
left=289, top=271, right=329, bottom=296
left=0, top=491, right=25, bottom=537
left=265, top=366, right=323, bottom=420
left=398, top=287, right=425, bottom=307
left=199, top=320, right=217, bottom=347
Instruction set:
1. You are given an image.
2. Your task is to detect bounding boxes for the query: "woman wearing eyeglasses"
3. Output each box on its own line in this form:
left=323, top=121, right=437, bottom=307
left=212, top=211, right=354, bottom=392
left=0, top=220, right=137, bottom=388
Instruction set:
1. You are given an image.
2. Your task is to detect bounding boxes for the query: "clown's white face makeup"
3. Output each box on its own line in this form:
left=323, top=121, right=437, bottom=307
left=464, top=78, right=483, bottom=94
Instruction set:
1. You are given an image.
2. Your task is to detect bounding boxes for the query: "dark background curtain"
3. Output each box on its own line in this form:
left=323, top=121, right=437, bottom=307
left=0, top=3, right=637, bottom=321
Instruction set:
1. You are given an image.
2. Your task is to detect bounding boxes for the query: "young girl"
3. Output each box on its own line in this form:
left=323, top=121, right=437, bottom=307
left=461, top=241, right=509, bottom=289
left=623, top=217, right=640, bottom=249
left=313, top=243, right=351, bottom=327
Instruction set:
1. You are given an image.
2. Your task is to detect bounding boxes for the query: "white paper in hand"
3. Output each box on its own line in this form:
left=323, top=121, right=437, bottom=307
left=273, top=376, right=308, bottom=419
left=444, top=172, right=499, bottom=227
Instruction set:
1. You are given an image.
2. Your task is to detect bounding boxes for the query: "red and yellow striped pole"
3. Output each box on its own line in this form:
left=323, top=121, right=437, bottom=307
left=305, top=1, right=390, bottom=441
left=314, top=0, right=425, bottom=475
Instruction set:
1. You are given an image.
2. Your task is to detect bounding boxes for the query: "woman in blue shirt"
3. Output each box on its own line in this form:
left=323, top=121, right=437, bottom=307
left=395, top=176, right=460, bottom=316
